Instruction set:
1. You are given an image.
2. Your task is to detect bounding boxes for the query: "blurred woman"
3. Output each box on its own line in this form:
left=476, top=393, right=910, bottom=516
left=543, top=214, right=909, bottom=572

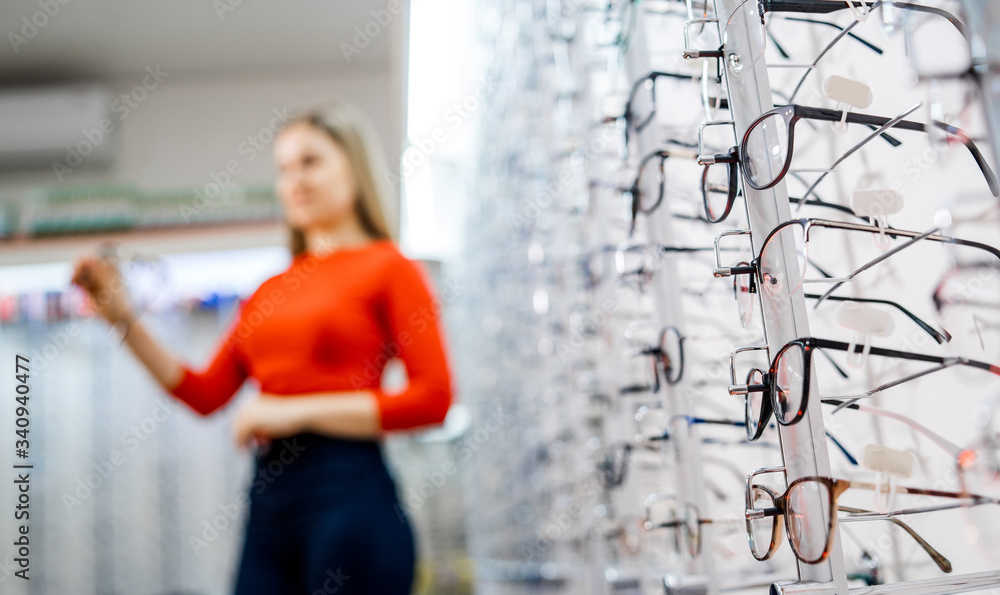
left=71, top=100, right=454, bottom=595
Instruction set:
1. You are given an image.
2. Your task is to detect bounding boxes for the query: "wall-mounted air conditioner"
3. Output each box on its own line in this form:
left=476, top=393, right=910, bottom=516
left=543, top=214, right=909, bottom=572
left=0, top=85, right=117, bottom=172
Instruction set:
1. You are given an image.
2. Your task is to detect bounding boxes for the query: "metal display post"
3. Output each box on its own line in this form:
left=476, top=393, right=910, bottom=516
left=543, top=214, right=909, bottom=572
left=960, top=0, right=1000, bottom=173
left=623, top=18, right=716, bottom=594
left=709, top=0, right=848, bottom=592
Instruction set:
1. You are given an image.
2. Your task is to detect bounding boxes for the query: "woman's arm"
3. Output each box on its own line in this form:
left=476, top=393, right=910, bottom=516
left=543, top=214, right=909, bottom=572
left=298, top=391, right=381, bottom=437
left=232, top=390, right=381, bottom=447
left=368, top=254, right=454, bottom=431
left=72, top=252, right=250, bottom=415
left=72, top=253, right=187, bottom=390
left=119, top=311, right=186, bottom=390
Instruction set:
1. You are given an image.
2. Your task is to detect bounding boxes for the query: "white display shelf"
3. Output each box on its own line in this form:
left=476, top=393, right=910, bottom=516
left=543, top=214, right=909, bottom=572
left=0, top=219, right=287, bottom=267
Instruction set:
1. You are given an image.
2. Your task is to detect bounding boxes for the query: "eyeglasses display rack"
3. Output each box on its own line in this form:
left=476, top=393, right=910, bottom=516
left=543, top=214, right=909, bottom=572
left=621, top=9, right=717, bottom=593
left=459, top=1, right=1000, bottom=594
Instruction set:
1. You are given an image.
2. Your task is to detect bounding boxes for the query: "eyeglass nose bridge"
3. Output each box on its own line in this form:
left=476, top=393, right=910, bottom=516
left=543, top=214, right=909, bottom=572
left=713, top=229, right=752, bottom=276
left=729, top=343, right=770, bottom=388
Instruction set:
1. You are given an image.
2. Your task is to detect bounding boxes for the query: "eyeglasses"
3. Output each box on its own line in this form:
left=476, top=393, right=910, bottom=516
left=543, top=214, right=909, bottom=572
left=584, top=242, right=723, bottom=290
left=604, top=72, right=697, bottom=156
left=738, top=105, right=998, bottom=196
left=696, top=103, right=906, bottom=221
left=634, top=407, right=861, bottom=466
left=620, top=326, right=685, bottom=395
left=729, top=256, right=950, bottom=341
left=683, top=2, right=882, bottom=66
left=714, top=0, right=966, bottom=79
left=642, top=495, right=741, bottom=558
left=623, top=147, right=698, bottom=236
left=757, top=0, right=967, bottom=37
left=92, top=240, right=170, bottom=346
left=699, top=112, right=916, bottom=219
left=769, top=16, right=882, bottom=56
left=746, top=468, right=974, bottom=568
left=713, top=218, right=1000, bottom=302
left=700, top=152, right=910, bottom=224
left=730, top=337, right=1000, bottom=441
left=611, top=0, right=695, bottom=55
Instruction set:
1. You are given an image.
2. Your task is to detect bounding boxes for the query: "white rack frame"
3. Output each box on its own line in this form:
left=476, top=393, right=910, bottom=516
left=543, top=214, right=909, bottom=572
left=710, top=0, right=1000, bottom=593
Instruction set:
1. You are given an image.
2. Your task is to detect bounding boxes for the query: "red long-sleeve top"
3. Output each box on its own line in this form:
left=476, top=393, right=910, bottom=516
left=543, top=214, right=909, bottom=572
left=166, top=239, right=454, bottom=432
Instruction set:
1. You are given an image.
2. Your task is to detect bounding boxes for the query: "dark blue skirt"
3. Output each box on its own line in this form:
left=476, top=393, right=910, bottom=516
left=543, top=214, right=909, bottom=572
left=232, top=432, right=416, bottom=595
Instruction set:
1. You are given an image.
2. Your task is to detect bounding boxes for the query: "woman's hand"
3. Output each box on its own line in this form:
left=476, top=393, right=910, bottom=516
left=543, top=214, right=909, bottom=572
left=70, top=251, right=134, bottom=326
left=232, top=392, right=309, bottom=449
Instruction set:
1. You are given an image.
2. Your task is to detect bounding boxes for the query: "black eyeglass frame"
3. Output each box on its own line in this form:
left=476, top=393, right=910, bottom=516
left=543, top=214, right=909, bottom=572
left=733, top=337, right=1000, bottom=441
left=738, top=105, right=999, bottom=196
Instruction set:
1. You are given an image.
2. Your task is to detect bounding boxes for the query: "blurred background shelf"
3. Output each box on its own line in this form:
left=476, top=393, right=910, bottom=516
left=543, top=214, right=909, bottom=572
left=0, top=218, right=287, bottom=267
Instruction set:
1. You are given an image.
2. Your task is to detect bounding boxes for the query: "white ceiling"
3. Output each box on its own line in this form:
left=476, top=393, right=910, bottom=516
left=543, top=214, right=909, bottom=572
left=0, top=0, right=394, bottom=82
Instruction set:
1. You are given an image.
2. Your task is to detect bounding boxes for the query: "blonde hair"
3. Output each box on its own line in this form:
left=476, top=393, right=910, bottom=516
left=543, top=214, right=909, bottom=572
left=278, top=101, right=395, bottom=256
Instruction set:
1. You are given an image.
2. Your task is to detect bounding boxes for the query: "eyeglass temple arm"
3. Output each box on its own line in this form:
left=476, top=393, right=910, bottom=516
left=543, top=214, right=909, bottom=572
left=804, top=293, right=949, bottom=344
left=795, top=103, right=923, bottom=209
left=835, top=505, right=952, bottom=573
left=813, top=224, right=943, bottom=305
left=787, top=2, right=878, bottom=103
left=761, top=0, right=855, bottom=15
left=844, top=478, right=1000, bottom=506
left=813, top=347, right=850, bottom=378
left=812, top=336, right=1000, bottom=378
left=789, top=195, right=878, bottom=222
left=932, top=121, right=1000, bottom=196
left=822, top=399, right=968, bottom=461
left=804, top=219, right=1000, bottom=262
left=799, top=107, right=999, bottom=197
left=825, top=431, right=859, bottom=465
left=810, top=220, right=1000, bottom=306
left=764, top=27, right=792, bottom=60
left=932, top=263, right=1000, bottom=312
left=783, top=17, right=882, bottom=54
left=670, top=414, right=744, bottom=428
left=763, top=0, right=967, bottom=38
